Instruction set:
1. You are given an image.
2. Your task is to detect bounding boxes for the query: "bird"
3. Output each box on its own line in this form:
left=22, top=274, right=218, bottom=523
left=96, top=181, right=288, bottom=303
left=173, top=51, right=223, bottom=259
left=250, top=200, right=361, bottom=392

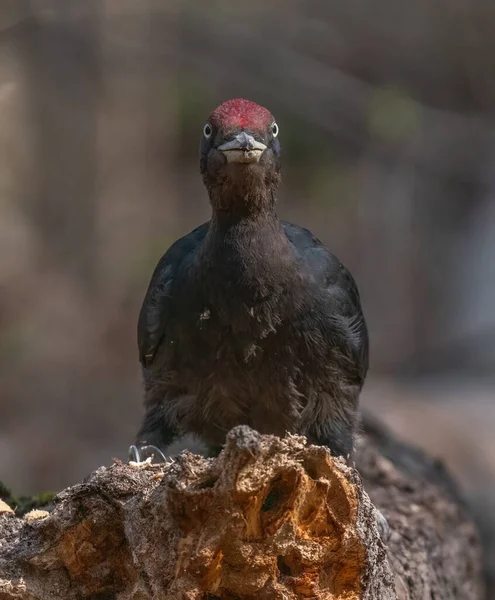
left=130, top=98, right=369, bottom=464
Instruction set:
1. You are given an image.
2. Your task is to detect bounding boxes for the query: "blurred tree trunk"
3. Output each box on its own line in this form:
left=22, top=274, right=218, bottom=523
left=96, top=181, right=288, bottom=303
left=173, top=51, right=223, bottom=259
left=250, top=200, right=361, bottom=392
left=140, top=0, right=182, bottom=238
left=15, top=0, right=101, bottom=293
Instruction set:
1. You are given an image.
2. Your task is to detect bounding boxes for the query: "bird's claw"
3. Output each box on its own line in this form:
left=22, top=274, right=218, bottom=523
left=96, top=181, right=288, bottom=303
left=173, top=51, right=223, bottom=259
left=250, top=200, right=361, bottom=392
left=128, top=444, right=168, bottom=466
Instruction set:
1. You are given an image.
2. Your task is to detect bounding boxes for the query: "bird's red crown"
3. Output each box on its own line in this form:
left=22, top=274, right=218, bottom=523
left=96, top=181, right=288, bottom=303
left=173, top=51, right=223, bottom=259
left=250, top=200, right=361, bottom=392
left=209, top=98, right=273, bottom=131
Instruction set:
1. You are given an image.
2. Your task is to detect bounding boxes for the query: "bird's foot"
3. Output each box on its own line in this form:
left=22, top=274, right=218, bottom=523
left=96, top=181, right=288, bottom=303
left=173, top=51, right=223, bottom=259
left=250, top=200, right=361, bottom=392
left=128, top=444, right=169, bottom=467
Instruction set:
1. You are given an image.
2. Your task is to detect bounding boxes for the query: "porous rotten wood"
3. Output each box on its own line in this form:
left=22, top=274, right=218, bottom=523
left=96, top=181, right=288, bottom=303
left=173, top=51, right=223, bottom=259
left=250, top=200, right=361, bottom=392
left=357, top=414, right=484, bottom=600
left=0, top=421, right=484, bottom=600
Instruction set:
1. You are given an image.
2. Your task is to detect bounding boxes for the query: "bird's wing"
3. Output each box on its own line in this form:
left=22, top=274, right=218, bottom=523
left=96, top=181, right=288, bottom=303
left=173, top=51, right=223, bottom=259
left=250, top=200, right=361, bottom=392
left=137, top=222, right=209, bottom=368
left=282, top=221, right=369, bottom=382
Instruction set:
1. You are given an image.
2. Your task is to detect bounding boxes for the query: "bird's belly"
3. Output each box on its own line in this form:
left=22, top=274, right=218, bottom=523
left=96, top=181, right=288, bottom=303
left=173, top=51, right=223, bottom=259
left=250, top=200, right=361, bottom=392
left=178, top=369, right=304, bottom=447
left=160, top=299, right=348, bottom=447
left=165, top=323, right=313, bottom=447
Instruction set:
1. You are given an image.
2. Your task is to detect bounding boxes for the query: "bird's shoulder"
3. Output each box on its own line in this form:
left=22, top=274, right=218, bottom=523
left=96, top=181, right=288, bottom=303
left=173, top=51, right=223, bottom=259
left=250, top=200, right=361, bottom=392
left=138, top=222, right=210, bottom=367
left=281, top=220, right=369, bottom=375
left=147, top=222, right=210, bottom=286
left=281, top=221, right=355, bottom=292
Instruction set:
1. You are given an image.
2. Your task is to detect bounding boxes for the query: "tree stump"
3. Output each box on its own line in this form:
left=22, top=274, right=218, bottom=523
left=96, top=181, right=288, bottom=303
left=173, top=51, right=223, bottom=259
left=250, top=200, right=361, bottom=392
left=0, top=419, right=484, bottom=599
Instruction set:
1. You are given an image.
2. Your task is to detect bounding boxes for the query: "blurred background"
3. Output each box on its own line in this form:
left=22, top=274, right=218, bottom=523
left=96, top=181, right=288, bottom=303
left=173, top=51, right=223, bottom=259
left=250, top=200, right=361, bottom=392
left=0, top=0, right=494, bottom=592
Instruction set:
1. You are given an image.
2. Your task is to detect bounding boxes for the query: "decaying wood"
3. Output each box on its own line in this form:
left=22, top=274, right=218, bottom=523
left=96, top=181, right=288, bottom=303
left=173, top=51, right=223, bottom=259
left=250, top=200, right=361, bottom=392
left=0, top=420, right=484, bottom=600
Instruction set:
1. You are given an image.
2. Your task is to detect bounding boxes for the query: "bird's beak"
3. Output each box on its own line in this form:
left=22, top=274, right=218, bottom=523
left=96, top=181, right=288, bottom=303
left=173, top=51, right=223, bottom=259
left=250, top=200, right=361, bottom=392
left=218, top=132, right=267, bottom=163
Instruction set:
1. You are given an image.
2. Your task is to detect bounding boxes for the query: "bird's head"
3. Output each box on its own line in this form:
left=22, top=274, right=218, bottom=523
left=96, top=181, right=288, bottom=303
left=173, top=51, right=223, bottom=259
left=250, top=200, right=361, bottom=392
left=200, top=98, right=281, bottom=215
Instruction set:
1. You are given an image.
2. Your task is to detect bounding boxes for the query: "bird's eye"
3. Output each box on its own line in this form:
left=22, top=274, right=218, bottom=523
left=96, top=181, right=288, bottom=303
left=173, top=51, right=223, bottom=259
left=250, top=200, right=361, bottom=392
left=203, top=123, right=213, bottom=138
left=272, top=122, right=279, bottom=137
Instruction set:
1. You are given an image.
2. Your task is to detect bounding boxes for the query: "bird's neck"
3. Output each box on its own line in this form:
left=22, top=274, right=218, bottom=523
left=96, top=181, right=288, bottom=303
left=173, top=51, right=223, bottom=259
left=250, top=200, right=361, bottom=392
left=207, top=205, right=283, bottom=250
left=210, top=202, right=277, bottom=229
left=201, top=204, right=294, bottom=277
left=197, top=210, right=296, bottom=327
left=196, top=196, right=298, bottom=330
left=208, top=184, right=276, bottom=219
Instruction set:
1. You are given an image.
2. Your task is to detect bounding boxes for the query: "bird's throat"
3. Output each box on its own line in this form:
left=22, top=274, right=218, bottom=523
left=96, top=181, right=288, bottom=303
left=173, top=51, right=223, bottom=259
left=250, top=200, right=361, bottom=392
left=201, top=165, right=291, bottom=290
left=203, top=209, right=295, bottom=285
left=209, top=184, right=275, bottom=220
left=205, top=158, right=281, bottom=219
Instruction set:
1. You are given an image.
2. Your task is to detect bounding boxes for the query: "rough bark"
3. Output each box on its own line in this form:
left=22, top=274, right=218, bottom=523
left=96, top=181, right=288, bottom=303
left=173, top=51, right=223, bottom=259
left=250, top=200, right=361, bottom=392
left=0, top=419, right=484, bottom=600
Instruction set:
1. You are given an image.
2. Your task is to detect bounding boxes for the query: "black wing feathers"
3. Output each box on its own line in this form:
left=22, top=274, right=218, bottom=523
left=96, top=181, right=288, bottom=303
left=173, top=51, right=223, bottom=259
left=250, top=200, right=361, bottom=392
left=282, top=221, right=369, bottom=380
left=137, top=223, right=209, bottom=367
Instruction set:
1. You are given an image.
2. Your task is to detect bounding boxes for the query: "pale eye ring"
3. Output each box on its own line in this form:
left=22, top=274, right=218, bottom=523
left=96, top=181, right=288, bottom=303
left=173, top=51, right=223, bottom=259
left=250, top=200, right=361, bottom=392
left=203, top=123, right=213, bottom=138
left=272, top=122, right=279, bottom=137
